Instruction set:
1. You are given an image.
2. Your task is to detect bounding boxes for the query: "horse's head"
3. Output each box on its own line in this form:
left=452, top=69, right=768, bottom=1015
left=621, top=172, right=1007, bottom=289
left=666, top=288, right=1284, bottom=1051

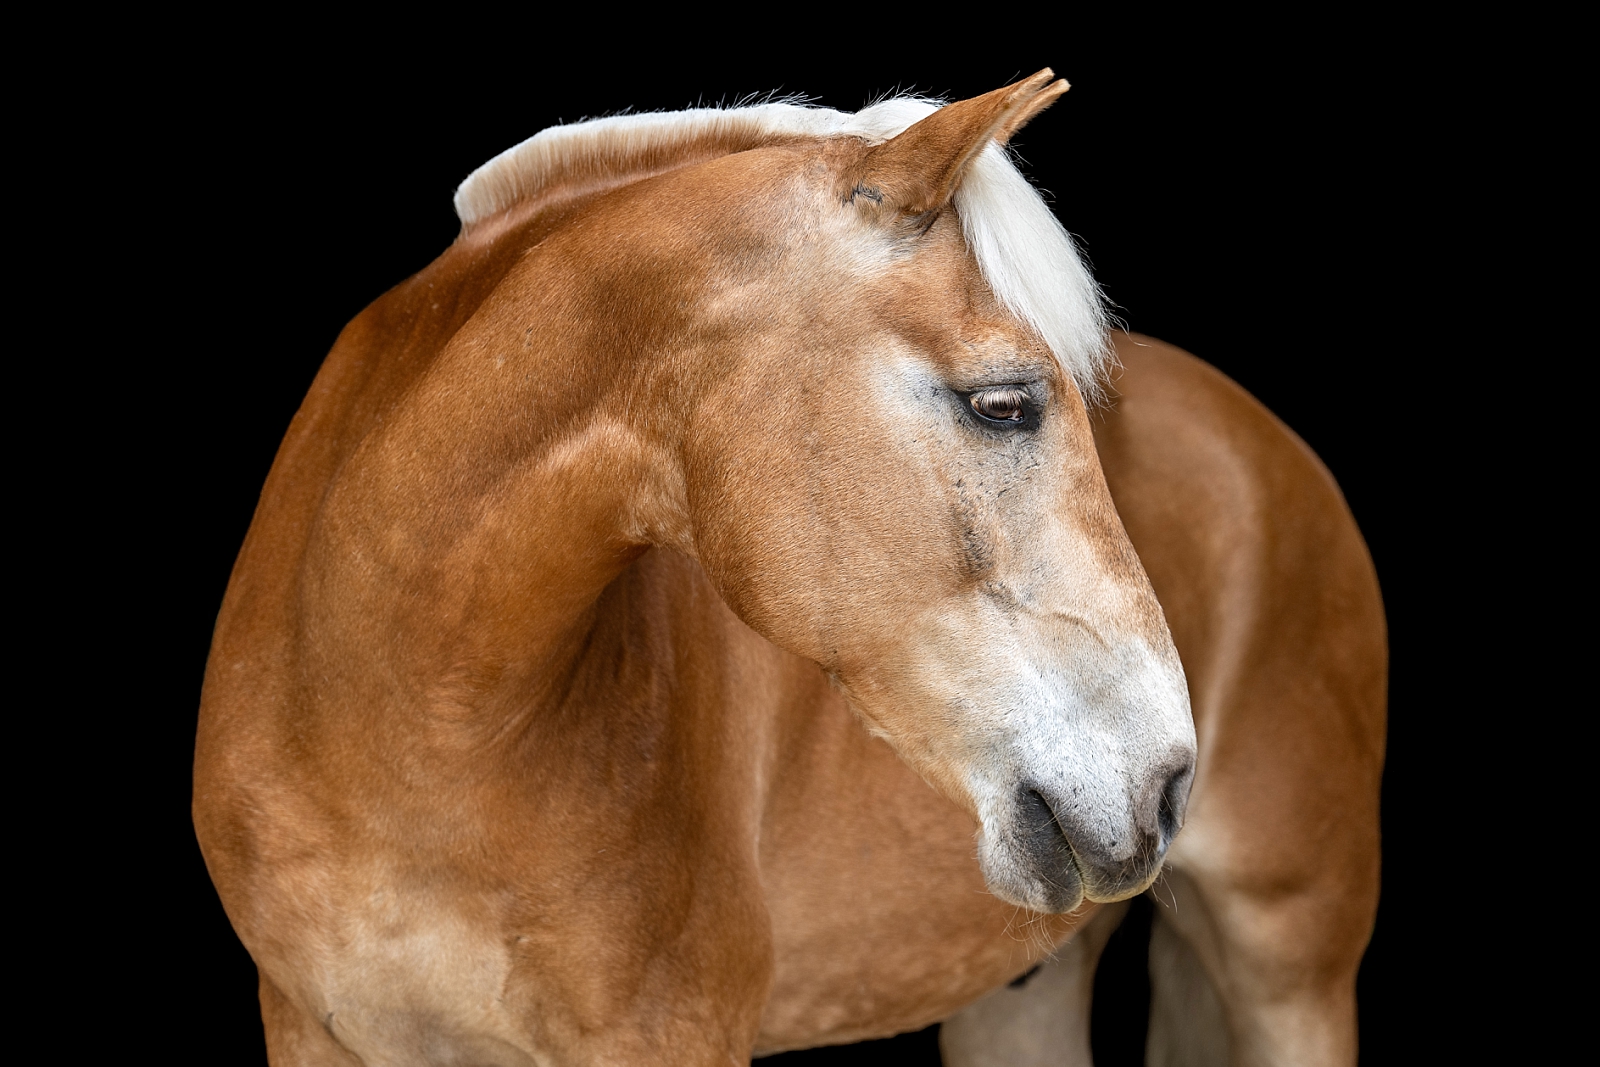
left=647, top=73, right=1196, bottom=912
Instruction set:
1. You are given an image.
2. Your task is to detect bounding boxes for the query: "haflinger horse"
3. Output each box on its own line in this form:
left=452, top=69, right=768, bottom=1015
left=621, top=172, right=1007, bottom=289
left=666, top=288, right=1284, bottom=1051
left=195, top=71, right=1385, bottom=1066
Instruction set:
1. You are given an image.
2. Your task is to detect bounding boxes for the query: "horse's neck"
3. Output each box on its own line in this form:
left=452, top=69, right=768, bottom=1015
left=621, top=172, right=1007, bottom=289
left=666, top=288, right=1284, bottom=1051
left=298, top=199, right=699, bottom=725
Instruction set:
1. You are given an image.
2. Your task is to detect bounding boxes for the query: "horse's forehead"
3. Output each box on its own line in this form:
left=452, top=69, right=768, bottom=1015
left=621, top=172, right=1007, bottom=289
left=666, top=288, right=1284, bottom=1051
left=661, top=162, right=1044, bottom=368
left=836, top=216, right=1038, bottom=348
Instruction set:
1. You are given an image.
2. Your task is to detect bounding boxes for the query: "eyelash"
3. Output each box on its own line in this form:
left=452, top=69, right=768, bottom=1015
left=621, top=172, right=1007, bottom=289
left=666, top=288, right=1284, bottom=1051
left=967, top=386, right=1032, bottom=424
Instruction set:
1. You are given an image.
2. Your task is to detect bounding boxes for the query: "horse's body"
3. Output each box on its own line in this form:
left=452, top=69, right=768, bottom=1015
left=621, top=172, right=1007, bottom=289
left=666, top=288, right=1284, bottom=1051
left=195, top=74, right=1383, bottom=1066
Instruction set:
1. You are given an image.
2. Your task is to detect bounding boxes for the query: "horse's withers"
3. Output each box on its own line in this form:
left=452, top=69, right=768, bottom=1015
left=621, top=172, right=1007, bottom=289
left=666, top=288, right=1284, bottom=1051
left=675, top=78, right=1196, bottom=913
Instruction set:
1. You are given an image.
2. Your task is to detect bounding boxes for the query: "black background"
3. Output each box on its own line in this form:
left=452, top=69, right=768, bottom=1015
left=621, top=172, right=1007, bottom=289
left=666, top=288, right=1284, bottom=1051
left=84, top=23, right=1508, bottom=1064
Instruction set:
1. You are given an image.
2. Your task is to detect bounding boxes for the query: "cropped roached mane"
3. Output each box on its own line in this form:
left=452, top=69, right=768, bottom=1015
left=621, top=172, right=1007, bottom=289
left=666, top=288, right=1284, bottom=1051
left=454, top=99, right=1114, bottom=400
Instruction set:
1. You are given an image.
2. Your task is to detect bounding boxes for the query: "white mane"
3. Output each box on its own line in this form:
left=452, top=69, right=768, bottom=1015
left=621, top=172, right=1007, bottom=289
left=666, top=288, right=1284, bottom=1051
left=454, top=99, right=1112, bottom=398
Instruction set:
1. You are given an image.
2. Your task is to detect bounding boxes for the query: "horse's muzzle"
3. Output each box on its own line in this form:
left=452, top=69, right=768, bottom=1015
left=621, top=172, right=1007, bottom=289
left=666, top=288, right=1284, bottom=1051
left=1014, top=761, right=1194, bottom=907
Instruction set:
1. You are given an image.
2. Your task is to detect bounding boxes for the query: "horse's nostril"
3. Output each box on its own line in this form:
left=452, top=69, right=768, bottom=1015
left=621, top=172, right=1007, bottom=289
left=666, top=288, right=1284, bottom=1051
left=1019, top=787, right=1070, bottom=857
left=1011, top=785, right=1085, bottom=911
left=1158, top=764, right=1193, bottom=846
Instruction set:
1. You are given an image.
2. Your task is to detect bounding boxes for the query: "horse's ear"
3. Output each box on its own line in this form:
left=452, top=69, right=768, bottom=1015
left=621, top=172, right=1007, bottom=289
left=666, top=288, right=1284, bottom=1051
left=846, top=69, right=1068, bottom=216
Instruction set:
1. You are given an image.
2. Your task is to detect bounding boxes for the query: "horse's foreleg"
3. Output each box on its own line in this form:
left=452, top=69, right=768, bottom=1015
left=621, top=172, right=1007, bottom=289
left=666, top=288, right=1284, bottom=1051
left=938, top=902, right=1126, bottom=1067
left=1152, top=604, right=1383, bottom=1067
left=259, top=976, right=364, bottom=1067
left=1146, top=900, right=1229, bottom=1065
left=1149, top=851, right=1370, bottom=1067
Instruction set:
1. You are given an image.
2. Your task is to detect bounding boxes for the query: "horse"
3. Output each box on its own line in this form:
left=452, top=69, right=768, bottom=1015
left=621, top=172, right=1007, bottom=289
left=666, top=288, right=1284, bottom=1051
left=193, top=71, right=1385, bottom=1065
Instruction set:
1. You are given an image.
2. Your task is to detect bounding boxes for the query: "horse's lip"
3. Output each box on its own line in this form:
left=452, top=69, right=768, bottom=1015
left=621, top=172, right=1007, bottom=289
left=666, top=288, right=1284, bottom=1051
left=1073, top=837, right=1169, bottom=903
left=1021, top=785, right=1166, bottom=905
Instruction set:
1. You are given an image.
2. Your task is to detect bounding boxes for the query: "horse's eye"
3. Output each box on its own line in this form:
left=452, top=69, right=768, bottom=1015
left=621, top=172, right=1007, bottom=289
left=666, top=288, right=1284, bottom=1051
left=970, top=386, right=1029, bottom=423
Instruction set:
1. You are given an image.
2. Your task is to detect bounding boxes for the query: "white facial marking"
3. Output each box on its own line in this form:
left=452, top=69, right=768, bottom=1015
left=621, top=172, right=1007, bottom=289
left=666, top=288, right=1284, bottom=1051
left=859, top=351, right=1195, bottom=912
